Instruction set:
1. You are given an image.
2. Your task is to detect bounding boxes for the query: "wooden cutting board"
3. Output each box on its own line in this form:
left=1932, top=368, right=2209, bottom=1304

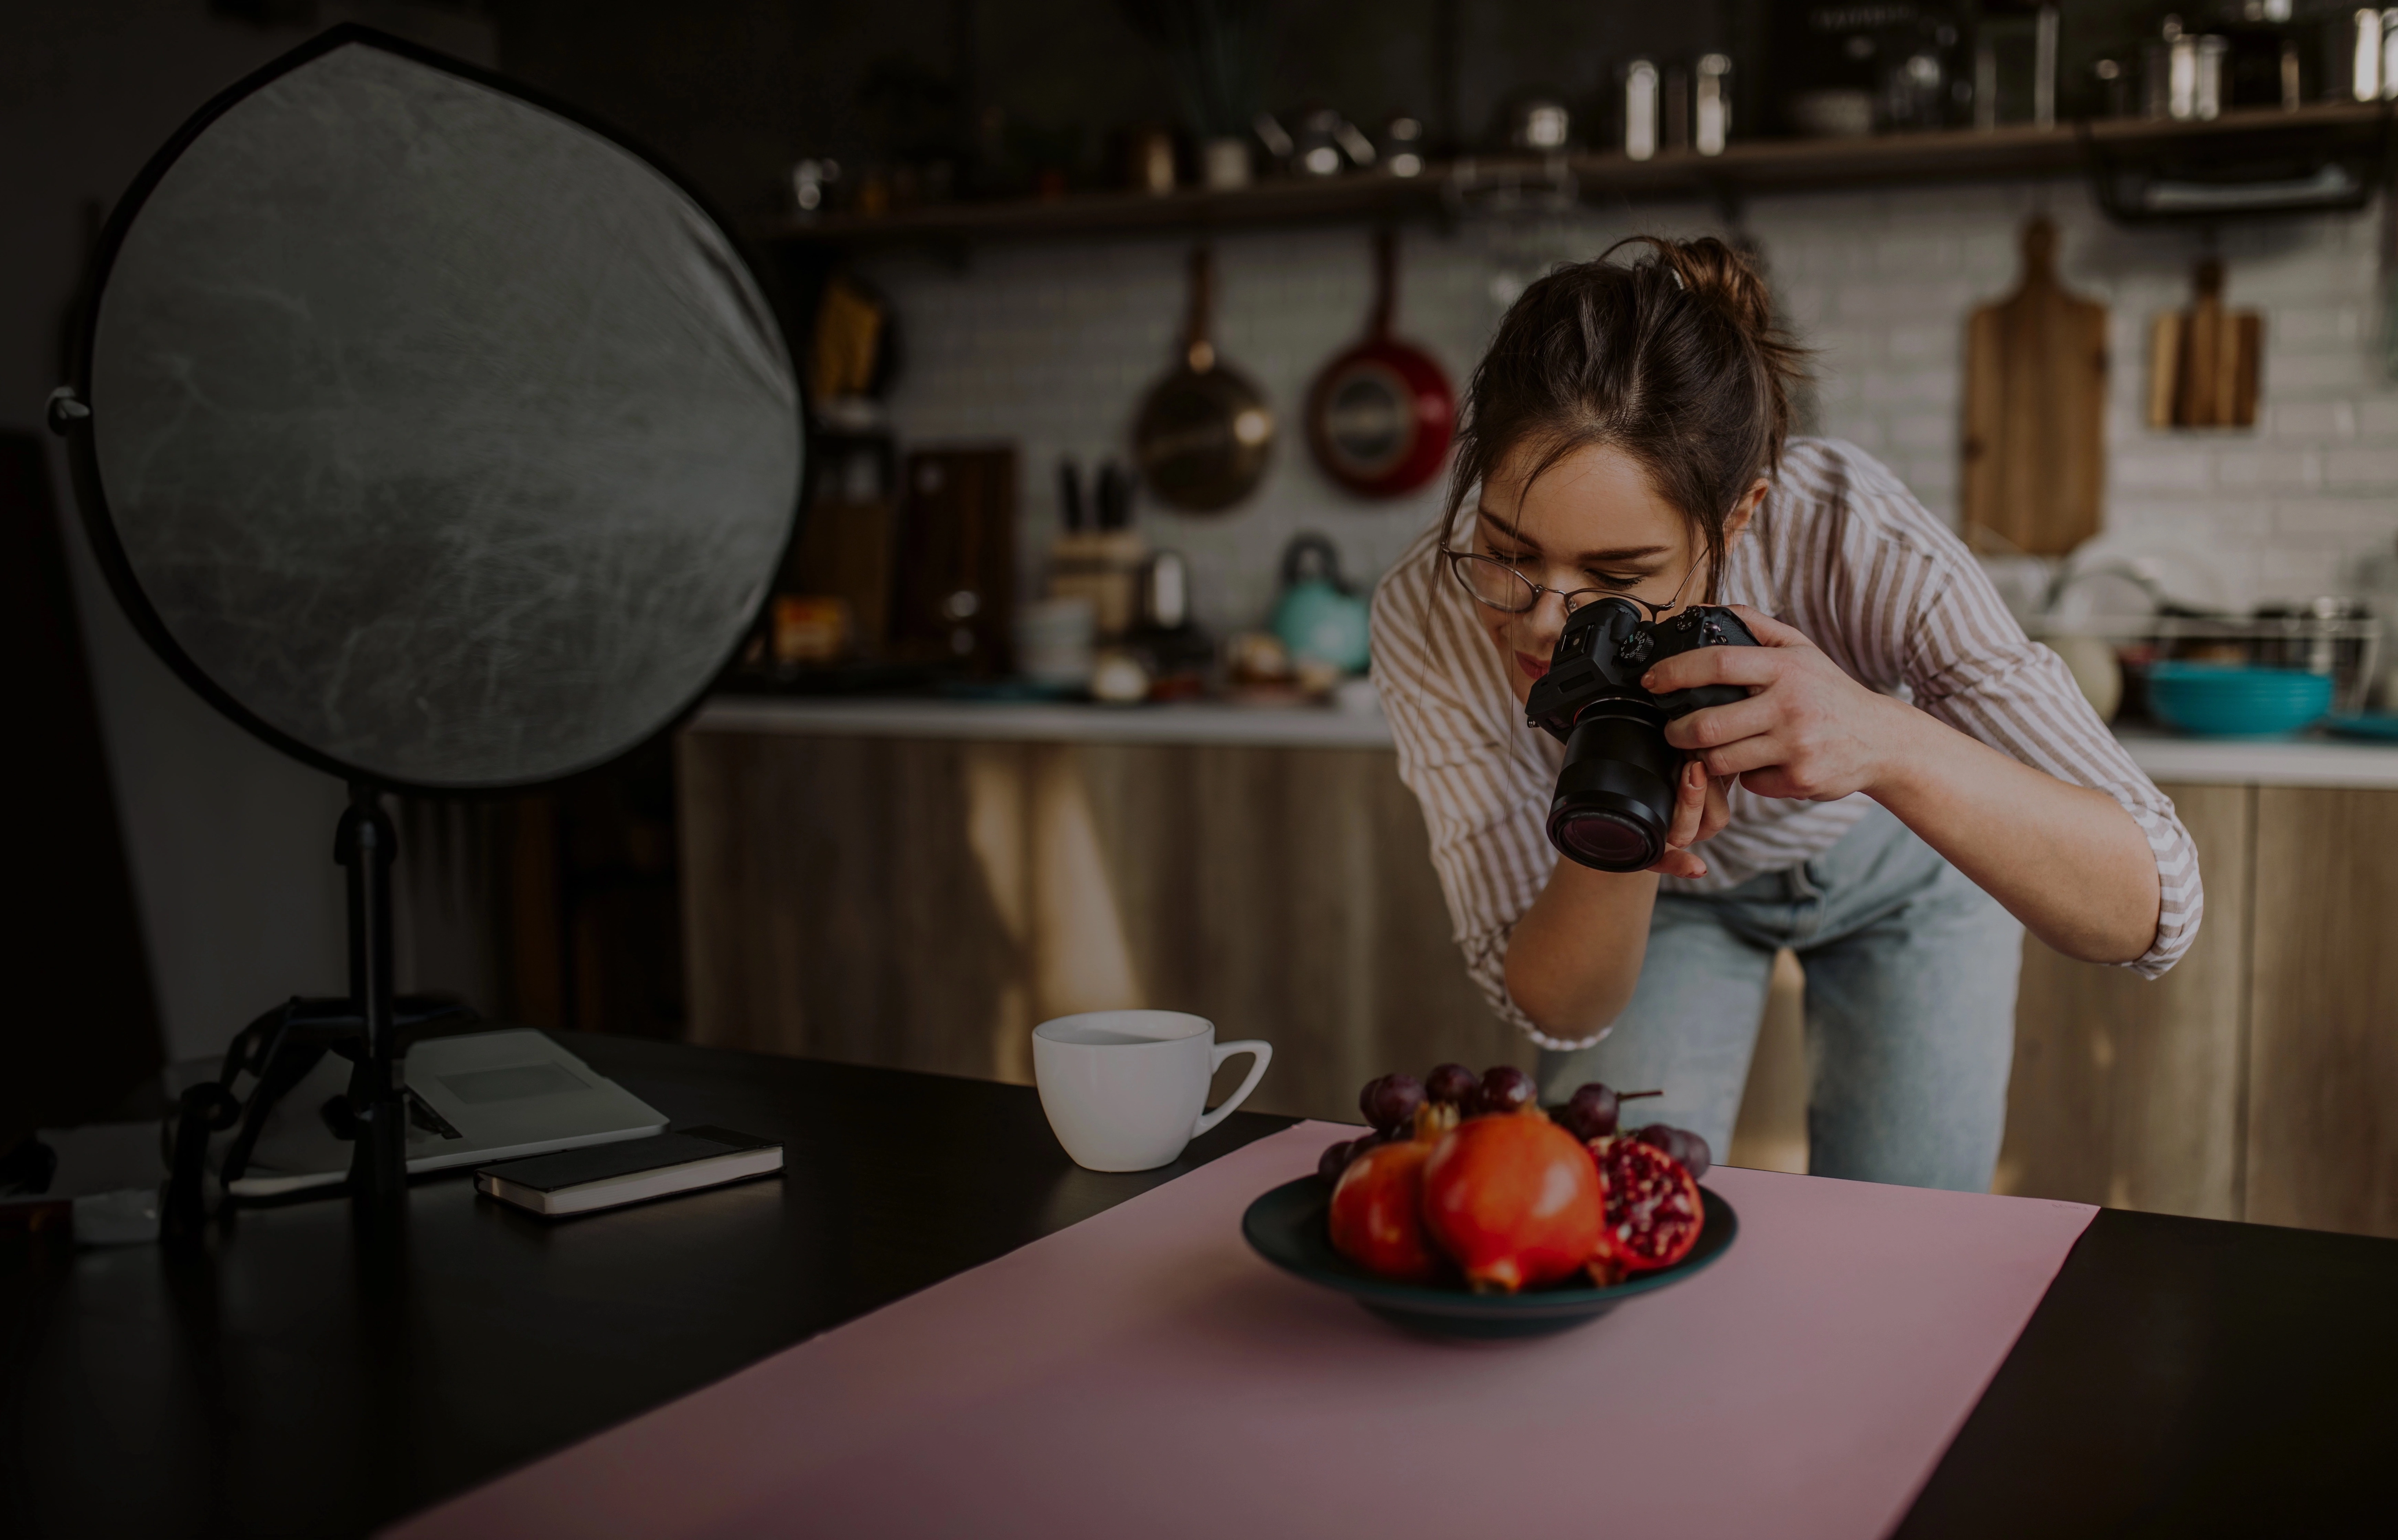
left=1962, top=218, right=2108, bottom=556
left=2147, top=258, right=2261, bottom=430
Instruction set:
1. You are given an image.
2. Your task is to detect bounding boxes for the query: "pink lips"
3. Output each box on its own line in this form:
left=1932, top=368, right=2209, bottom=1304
left=1515, top=652, right=1549, bottom=682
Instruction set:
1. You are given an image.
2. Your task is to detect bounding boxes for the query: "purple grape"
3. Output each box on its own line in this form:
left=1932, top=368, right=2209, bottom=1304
left=1634, top=1124, right=1712, bottom=1179
left=1357, top=1073, right=1426, bottom=1134
left=1561, top=1082, right=1621, bottom=1141
left=1424, top=1062, right=1480, bottom=1109
left=1317, top=1139, right=1357, bottom=1184
left=1481, top=1065, right=1536, bottom=1115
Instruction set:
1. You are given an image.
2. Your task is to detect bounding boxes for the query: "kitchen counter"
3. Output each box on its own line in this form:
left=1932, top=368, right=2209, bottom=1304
left=2103, top=725, right=2398, bottom=789
left=692, top=695, right=2398, bottom=788
left=682, top=695, right=2398, bottom=1241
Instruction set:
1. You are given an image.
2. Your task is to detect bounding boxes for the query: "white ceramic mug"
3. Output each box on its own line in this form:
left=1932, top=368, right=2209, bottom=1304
left=1032, top=1010, right=1272, bottom=1172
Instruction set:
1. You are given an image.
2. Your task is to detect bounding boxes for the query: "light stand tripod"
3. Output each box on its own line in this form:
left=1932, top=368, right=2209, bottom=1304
left=161, top=784, right=466, bottom=1237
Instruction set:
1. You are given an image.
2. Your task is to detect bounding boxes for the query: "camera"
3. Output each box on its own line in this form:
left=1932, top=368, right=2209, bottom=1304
left=1523, top=598, right=1759, bottom=871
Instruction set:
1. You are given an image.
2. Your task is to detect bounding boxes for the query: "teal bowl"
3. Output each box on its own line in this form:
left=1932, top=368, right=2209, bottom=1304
left=1241, top=1176, right=1738, bottom=1338
left=2147, top=662, right=2332, bottom=739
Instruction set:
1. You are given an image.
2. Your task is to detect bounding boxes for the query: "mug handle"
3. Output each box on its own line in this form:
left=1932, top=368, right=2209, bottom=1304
left=1192, top=1040, right=1273, bottom=1137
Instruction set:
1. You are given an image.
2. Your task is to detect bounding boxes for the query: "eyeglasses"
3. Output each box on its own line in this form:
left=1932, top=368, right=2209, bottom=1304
left=1444, top=551, right=1698, bottom=619
left=1446, top=553, right=1602, bottom=615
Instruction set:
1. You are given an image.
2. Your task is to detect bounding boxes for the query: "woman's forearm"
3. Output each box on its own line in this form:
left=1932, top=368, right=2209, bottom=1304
left=1504, top=686, right=2163, bottom=1038
left=1503, top=861, right=1663, bottom=1040
left=1866, top=700, right=2160, bottom=964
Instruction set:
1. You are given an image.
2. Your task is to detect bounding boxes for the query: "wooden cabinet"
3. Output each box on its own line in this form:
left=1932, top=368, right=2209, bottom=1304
left=681, top=733, right=2398, bottom=1240
left=1994, top=781, right=2398, bottom=1240
left=677, top=730, right=1526, bottom=1122
left=2246, top=789, right=2398, bottom=1237
left=1994, top=783, right=2250, bottom=1221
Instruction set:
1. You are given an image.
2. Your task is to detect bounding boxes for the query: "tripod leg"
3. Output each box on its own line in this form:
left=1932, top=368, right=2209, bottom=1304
left=162, top=1082, right=239, bottom=1242
left=336, top=782, right=406, bottom=1201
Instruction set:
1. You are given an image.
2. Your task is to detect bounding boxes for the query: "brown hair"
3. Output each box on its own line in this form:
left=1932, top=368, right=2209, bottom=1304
left=1440, top=235, right=1807, bottom=602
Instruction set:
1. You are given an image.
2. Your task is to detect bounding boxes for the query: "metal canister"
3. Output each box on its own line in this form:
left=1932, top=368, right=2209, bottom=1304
left=2250, top=596, right=2380, bottom=713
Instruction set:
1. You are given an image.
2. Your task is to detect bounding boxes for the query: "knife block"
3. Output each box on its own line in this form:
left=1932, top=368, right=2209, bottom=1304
left=1047, top=531, right=1149, bottom=640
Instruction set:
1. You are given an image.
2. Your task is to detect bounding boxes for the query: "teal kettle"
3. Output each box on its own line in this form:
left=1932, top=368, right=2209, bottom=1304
left=1271, top=534, right=1372, bottom=673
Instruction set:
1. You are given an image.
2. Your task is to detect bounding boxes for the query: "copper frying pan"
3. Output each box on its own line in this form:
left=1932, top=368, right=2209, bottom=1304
left=1133, top=244, right=1273, bottom=513
left=1306, top=229, right=1454, bottom=499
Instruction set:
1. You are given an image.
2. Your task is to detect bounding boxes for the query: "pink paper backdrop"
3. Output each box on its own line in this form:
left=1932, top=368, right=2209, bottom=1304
left=391, top=1122, right=2094, bottom=1540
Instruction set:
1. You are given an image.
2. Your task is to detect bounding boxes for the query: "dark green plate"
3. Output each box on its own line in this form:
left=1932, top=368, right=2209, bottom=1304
left=1240, top=1176, right=1739, bottom=1338
left=2326, top=713, right=2398, bottom=743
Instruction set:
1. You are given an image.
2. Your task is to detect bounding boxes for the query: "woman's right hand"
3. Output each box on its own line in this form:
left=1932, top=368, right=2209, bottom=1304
left=1649, top=759, right=1730, bottom=880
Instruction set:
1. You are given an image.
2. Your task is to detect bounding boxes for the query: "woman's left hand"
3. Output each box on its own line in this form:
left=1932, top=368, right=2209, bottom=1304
left=1641, top=606, right=1913, bottom=802
left=1649, top=758, right=1734, bottom=879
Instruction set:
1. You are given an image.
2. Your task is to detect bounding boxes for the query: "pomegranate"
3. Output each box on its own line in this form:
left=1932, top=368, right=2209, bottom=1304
left=1328, top=1138, right=1444, bottom=1283
left=1420, top=1111, right=1604, bottom=1293
left=1588, top=1135, right=1705, bottom=1279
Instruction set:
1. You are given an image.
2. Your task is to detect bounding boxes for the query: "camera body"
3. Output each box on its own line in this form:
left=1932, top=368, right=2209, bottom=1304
left=1523, top=597, right=1760, bottom=871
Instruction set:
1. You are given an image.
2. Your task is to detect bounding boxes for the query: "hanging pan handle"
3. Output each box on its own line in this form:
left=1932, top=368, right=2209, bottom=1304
left=1371, top=227, right=1397, bottom=341
left=1184, top=243, right=1216, bottom=372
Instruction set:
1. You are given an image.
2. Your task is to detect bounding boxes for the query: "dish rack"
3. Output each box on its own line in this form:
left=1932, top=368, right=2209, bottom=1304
left=2036, top=612, right=2384, bottom=719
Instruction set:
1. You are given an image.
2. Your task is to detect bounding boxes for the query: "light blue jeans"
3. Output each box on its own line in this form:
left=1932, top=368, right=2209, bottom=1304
left=1534, top=802, right=2024, bottom=1192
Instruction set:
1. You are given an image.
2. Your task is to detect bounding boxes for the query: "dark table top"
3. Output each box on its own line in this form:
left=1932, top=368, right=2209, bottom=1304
left=4, top=1035, right=2395, bottom=1538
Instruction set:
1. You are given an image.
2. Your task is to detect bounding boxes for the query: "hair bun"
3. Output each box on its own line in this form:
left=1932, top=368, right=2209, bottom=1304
left=1661, top=236, right=1774, bottom=339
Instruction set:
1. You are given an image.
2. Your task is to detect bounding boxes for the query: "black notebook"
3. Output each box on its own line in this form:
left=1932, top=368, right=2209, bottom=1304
left=473, top=1126, right=783, bottom=1216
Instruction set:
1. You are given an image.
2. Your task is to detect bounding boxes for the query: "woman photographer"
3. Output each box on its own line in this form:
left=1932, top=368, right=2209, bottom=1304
left=1370, top=236, right=2197, bottom=1192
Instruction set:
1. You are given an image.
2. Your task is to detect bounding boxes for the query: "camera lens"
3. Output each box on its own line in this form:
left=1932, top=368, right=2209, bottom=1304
left=1543, top=705, right=1679, bottom=872
left=1553, top=808, right=1659, bottom=868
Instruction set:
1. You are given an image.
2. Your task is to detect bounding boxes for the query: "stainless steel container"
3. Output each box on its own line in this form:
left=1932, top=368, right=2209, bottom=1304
left=2249, top=597, right=2380, bottom=712
left=2145, top=21, right=2228, bottom=120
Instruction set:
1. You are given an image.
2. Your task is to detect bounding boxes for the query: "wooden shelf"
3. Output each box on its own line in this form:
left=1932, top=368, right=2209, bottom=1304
left=759, top=167, right=1450, bottom=246
left=755, top=101, right=2390, bottom=247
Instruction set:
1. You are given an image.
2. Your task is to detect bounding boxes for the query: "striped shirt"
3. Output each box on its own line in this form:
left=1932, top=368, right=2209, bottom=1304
left=1369, top=438, right=2202, bottom=1050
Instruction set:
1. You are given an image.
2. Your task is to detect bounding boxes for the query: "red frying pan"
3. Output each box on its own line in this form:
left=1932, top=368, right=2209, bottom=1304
left=1305, top=229, right=1455, bottom=499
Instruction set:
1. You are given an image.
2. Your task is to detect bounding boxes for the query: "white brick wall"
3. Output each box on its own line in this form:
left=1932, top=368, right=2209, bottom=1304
left=859, top=177, right=2398, bottom=635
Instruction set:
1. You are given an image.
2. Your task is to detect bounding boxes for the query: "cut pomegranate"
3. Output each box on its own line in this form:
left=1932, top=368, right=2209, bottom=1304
left=1420, top=1110, right=1604, bottom=1293
left=1588, top=1134, right=1705, bottom=1277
